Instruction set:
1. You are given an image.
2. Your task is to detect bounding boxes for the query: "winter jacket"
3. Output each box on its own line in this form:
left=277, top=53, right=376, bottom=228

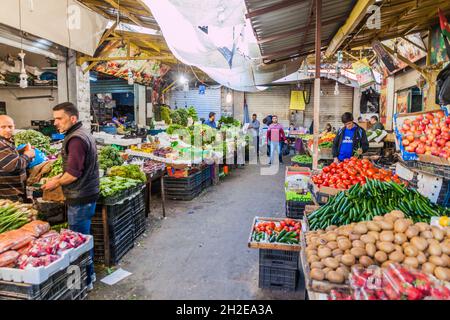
left=267, top=123, right=286, bottom=143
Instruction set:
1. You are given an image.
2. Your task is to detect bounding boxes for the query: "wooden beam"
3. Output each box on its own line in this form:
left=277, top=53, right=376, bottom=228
left=313, top=0, right=321, bottom=171
left=245, top=0, right=308, bottom=19
left=104, top=0, right=144, bottom=27
left=78, top=54, right=176, bottom=64
left=343, top=50, right=360, bottom=62
left=98, top=21, right=118, bottom=48
left=400, top=36, right=426, bottom=52
left=82, top=2, right=115, bottom=21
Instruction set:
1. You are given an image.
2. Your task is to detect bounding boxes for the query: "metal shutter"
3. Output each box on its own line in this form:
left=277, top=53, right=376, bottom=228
left=245, top=86, right=292, bottom=122
left=90, top=79, right=134, bottom=94
left=167, top=87, right=221, bottom=120
left=304, top=81, right=354, bottom=131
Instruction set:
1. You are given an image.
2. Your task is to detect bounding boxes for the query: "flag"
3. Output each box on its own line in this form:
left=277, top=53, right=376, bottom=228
left=243, top=98, right=250, bottom=124
left=439, top=8, right=450, bottom=39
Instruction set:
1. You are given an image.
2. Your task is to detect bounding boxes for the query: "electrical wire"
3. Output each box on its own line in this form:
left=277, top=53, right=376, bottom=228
left=189, top=65, right=210, bottom=87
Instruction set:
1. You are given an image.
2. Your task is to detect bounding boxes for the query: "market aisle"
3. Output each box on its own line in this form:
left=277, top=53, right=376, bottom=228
left=89, top=162, right=305, bottom=300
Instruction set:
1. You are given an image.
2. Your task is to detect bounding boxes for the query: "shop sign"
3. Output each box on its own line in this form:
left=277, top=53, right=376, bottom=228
left=352, top=58, right=376, bottom=88
left=289, top=90, right=306, bottom=111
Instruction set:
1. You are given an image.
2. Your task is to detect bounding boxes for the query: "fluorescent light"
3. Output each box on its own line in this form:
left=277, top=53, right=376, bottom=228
left=226, top=91, right=232, bottom=103
left=178, top=75, right=188, bottom=84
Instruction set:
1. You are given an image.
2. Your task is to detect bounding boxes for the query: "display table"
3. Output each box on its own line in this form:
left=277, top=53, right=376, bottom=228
left=145, top=169, right=166, bottom=218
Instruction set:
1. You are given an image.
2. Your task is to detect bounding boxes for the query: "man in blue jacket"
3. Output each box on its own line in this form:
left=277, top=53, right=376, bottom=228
left=332, top=112, right=369, bottom=163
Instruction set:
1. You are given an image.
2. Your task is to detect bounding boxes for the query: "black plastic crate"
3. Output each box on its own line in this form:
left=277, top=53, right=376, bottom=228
left=164, top=171, right=203, bottom=190
left=258, top=265, right=298, bottom=291
left=0, top=252, right=89, bottom=300
left=285, top=200, right=312, bottom=219
left=94, top=225, right=134, bottom=265
left=259, top=249, right=299, bottom=270
left=91, top=212, right=134, bottom=241
left=165, top=183, right=203, bottom=201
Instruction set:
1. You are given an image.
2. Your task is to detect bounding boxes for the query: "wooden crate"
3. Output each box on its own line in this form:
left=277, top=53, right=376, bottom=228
left=248, top=216, right=301, bottom=252
left=300, top=231, right=351, bottom=294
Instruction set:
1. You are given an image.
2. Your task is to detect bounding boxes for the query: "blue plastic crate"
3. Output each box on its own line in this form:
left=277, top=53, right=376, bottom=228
left=51, top=133, right=65, bottom=141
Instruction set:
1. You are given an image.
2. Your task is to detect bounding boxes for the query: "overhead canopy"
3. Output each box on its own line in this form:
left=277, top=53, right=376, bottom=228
left=326, top=0, right=450, bottom=54
left=244, top=0, right=357, bottom=64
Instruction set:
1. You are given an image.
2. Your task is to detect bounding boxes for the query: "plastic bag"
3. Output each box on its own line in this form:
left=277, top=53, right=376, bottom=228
left=0, top=250, right=20, bottom=267
left=19, top=220, right=50, bottom=238
left=16, top=145, right=47, bottom=169
left=0, top=230, right=36, bottom=254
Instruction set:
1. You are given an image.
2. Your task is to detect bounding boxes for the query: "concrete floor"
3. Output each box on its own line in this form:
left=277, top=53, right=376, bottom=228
left=88, top=160, right=305, bottom=300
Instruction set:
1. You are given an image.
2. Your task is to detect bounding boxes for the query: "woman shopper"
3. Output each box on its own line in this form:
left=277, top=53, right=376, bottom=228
left=266, top=115, right=287, bottom=164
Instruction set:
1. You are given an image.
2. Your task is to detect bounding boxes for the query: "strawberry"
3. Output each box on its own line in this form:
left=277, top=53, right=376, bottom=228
left=413, top=279, right=432, bottom=295
left=405, top=287, right=423, bottom=300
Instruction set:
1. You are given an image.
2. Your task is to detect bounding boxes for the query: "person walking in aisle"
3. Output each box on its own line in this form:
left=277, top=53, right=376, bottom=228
left=248, top=113, right=260, bottom=156
left=266, top=115, right=287, bottom=165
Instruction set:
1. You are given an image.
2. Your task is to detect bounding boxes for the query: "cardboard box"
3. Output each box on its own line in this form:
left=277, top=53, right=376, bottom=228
left=311, top=181, right=346, bottom=196
left=358, top=121, right=371, bottom=131
left=418, top=154, right=450, bottom=166
left=286, top=166, right=311, bottom=177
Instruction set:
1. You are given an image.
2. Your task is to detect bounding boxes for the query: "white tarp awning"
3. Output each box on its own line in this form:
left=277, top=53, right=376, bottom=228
left=145, top=0, right=302, bottom=92
left=0, top=0, right=108, bottom=56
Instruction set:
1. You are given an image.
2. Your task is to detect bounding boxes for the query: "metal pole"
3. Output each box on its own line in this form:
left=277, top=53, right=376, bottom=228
left=313, top=0, right=322, bottom=170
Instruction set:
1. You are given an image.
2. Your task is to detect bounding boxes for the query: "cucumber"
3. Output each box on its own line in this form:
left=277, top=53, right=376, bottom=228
left=276, top=229, right=287, bottom=241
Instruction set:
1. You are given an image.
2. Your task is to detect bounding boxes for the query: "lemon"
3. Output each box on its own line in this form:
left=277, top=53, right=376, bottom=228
left=439, top=216, right=449, bottom=227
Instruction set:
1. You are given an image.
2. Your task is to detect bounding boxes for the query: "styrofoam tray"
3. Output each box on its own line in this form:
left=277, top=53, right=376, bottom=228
left=64, top=235, right=94, bottom=263
left=0, top=254, right=69, bottom=285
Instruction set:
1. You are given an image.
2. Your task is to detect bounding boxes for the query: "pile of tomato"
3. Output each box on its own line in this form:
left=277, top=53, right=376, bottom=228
left=254, top=218, right=301, bottom=236
left=311, top=157, right=402, bottom=189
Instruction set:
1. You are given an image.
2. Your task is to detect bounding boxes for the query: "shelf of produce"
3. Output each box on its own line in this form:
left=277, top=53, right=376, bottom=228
left=125, top=150, right=204, bottom=165
left=248, top=217, right=301, bottom=252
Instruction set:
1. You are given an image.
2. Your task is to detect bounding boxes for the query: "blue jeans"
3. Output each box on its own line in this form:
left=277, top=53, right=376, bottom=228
left=269, top=141, right=283, bottom=163
left=68, top=202, right=96, bottom=285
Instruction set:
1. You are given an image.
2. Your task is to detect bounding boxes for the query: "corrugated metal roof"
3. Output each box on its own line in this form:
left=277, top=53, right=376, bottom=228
left=245, top=0, right=357, bottom=63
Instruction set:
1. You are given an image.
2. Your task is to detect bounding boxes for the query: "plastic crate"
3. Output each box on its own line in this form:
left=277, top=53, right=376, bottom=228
left=164, top=171, right=203, bottom=190
left=259, top=249, right=299, bottom=270
left=0, top=252, right=89, bottom=300
left=258, top=265, right=298, bottom=291
left=291, top=162, right=312, bottom=169
left=285, top=200, right=313, bottom=219
left=93, top=225, right=134, bottom=265
left=165, top=185, right=203, bottom=201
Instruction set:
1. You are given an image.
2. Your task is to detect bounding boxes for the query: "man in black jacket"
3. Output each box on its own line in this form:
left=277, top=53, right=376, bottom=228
left=332, top=112, right=369, bottom=163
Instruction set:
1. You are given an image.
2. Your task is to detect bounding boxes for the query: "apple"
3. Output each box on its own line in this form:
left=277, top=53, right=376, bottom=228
left=412, top=120, right=420, bottom=127
left=402, top=139, right=410, bottom=146
left=419, top=136, right=427, bottom=143
left=422, top=119, right=430, bottom=125
left=446, top=117, right=450, bottom=125
left=406, top=135, right=415, bottom=142
left=433, top=117, right=441, bottom=125
left=404, top=119, right=412, bottom=125
left=437, top=139, right=447, bottom=147
left=416, top=115, right=424, bottom=121
left=425, top=151, right=432, bottom=155
left=432, top=128, right=441, bottom=136
left=403, top=124, right=411, bottom=131
left=426, top=113, right=435, bottom=121
left=436, top=111, right=445, bottom=119
left=416, top=146, right=425, bottom=154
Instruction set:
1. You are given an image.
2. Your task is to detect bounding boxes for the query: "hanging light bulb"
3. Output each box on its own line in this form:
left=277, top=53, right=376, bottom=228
left=19, top=51, right=28, bottom=89
left=128, top=69, right=134, bottom=85
left=226, top=91, right=232, bottom=103
left=334, top=82, right=340, bottom=96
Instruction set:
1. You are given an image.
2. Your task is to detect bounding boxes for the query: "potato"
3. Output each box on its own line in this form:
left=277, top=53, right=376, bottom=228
left=325, top=232, right=338, bottom=242
left=373, top=216, right=384, bottom=222
left=349, top=233, right=361, bottom=241
left=367, top=231, right=380, bottom=241
left=403, top=257, right=419, bottom=269
left=417, top=252, right=427, bottom=265
left=410, top=237, right=428, bottom=251
left=310, top=261, right=324, bottom=269
left=352, top=240, right=365, bottom=249
left=394, top=219, right=409, bottom=233
left=431, top=227, right=445, bottom=242
left=365, top=243, right=376, bottom=257
left=402, top=242, right=410, bottom=249
left=389, top=251, right=405, bottom=263
left=306, top=249, right=318, bottom=257
left=394, top=233, right=407, bottom=245
left=332, top=248, right=344, bottom=257
left=336, top=267, right=349, bottom=278
left=404, top=245, right=418, bottom=257
left=442, top=240, right=450, bottom=255
left=350, top=247, right=366, bottom=258
left=359, top=256, right=374, bottom=267
left=421, top=230, right=434, bottom=240
left=335, top=254, right=343, bottom=263
left=382, top=260, right=396, bottom=268
left=310, top=268, right=325, bottom=281
left=326, top=241, right=339, bottom=250
left=341, top=254, right=356, bottom=267
left=428, top=243, right=442, bottom=256
left=360, top=234, right=376, bottom=244
left=427, top=239, right=440, bottom=247
left=415, top=222, right=430, bottom=232
left=354, top=223, right=368, bottom=235
left=433, top=267, right=450, bottom=281
left=326, top=270, right=345, bottom=284
left=376, top=241, right=395, bottom=253
left=323, top=257, right=339, bottom=269
left=379, top=220, right=394, bottom=231
left=422, top=262, right=436, bottom=274
left=441, top=254, right=449, bottom=267
left=394, top=244, right=403, bottom=252
left=380, top=231, right=394, bottom=242
left=307, top=255, right=320, bottom=264
left=405, top=226, right=419, bottom=239
left=326, top=225, right=338, bottom=232
left=390, top=210, right=405, bottom=219
left=318, top=246, right=332, bottom=259
left=429, top=256, right=445, bottom=267
left=338, top=228, right=351, bottom=237
left=323, top=267, right=332, bottom=275
left=337, top=238, right=352, bottom=251
left=374, top=251, right=388, bottom=263
left=367, top=221, right=381, bottom=232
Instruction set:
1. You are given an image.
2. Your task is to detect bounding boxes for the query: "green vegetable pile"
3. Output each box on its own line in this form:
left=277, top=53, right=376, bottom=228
left=160, top=106, right=172, bottom=124
left=14, top=130, right=55, bottom=155
left=99, top=146, right=124, bottom=171
left=0, top=204, right=32, bottom=233
left=51, top=222, right=68, bottom=233
left=218, top=116, right=240, bottom=128
left=100, top=176, right=141, bottom=198
left=170, top=108, right=189, bottom=126
left=43, top=157, right=63, bottom=178
left=109, top=164, right=147, bottom=183
left=186, top=106, right=198, bottom=122
left=291, top=154, right=312, bottom=164
left=285, top=191, right=312, bottom=202
left=191, top=124, right=217, bottom=145
left=319, top=141, right=333, bottom=148
left=308, top=180, right=450, bottom=230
